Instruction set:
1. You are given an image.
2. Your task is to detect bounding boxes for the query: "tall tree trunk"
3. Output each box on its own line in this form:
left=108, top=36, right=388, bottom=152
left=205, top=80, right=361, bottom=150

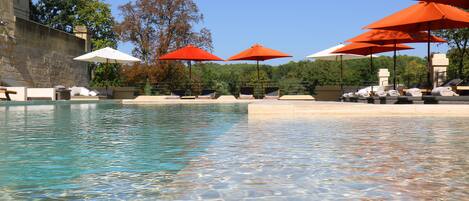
left=459, top=38, right=468, bottom=79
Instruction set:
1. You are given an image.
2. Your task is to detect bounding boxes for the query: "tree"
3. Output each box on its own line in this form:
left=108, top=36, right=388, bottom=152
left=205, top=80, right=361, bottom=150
left=435, top=28, right=469, bottom=79
left=116, top=0, right=213, bottom=64
left=30, top=0, right=119, bottom=86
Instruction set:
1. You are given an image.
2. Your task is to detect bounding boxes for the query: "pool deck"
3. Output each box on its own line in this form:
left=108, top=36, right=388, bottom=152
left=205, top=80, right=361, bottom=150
left=3, top=96, right=469, bottom=116
left=249, top=101, right=469, bottom=117
left=122, top=95, right=258, bottom=105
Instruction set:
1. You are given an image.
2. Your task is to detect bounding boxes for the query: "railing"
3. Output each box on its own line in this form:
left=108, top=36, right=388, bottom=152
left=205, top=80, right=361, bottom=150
left=127, top=80, right=385, bottom=98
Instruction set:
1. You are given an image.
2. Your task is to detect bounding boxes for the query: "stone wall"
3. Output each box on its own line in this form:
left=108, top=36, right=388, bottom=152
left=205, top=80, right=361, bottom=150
left=0, top=0, right=89, bottom=88
left=13, top=0, right=29, bottom=20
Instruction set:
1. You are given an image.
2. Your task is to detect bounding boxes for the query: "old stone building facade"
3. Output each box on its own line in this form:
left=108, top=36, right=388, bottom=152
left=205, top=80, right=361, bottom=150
left=0, top=0, right=90, bottom=87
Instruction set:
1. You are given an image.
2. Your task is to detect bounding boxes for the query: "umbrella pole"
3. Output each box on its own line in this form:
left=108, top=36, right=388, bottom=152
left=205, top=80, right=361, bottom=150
left=393, top=42, right=397, bottom=90
left=257, top=60, right=263, bottom=98
left=188, top=61, right=192, bottom=96
left=257, top=60, right=260, bottom=82
left=340, top=55, right=344, bottom=94
left=188, top=61, right=192, bottom=80
left=105, top=59, right=109, bottom=98
left=427, top=26, right=432, bottom=88
left=370, top=49, right=374, bottom=95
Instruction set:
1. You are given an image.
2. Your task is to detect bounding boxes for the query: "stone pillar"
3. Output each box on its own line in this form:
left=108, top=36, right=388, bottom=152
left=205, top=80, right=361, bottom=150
left=0, top=0, right=16, bottom=38
left=431, top=54, right=449, bottom=88
left=73, top=25, right=91, bottom=52
left=13, top=0, right=30, bottom=20
left=378, top=68, right=390, bottom=87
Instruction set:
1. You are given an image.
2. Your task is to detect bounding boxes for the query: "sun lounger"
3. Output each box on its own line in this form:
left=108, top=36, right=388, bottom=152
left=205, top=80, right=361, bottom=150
left=0, top=88, right=17, bottom=101
left=239, top=87, right=255, bottom=100
left=396, top=96, right=423, bottom=104
left=264, top=87, right=280, bottom=100
left=422, top=95, right=469, bottom=104
left=1, top=87, right=26, bottom=101
left=166, top=90, right=186, bottom=99
left=197, top=89, right=217, bottom=99
left=70, top=86, right=99, bottom=97
left=431, top=87, right=459, bottom=97
left=406, top=88, right=423, bottom=97
left=370, top=96, right=398, bottom=104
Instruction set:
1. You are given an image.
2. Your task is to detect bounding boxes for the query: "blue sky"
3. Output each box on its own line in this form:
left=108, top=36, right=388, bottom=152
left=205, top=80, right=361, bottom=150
left=104, top=0, right=449, bottom=65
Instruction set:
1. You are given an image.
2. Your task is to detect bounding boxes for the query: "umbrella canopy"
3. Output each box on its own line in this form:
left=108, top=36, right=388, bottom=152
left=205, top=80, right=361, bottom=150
left=159, top=45, right=223, bottom=80
left=307, top=44, right=370, bottom=61
left=228, top=44, right=291, bottom=61
left=364, top=2, right=469, bottom=87
left=333, top=43, right=413, bottom=56
left=416, top=0, right=469, bottom=9
left=228, top=44, right=291, bottom=82
left=347, top=30, right=446, bottom=45
left=347, top=30, right=446, bottom=89
left=74, top=47, right=141, bottom=64
left=159, top=45, right=223, bottom=61
left=365, top=2, right=469, bottom=32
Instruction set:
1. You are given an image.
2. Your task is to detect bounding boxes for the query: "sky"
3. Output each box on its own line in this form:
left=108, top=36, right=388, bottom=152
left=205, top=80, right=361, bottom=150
left=104, top=0, right=449, bottom=65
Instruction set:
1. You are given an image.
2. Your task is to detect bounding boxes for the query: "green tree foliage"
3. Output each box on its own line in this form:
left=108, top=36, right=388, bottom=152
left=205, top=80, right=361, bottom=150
left=30, top=0, right=119, bottom=87
left=140, top=55, right=426, bottom=96
left=435, top=28, right=469, bottom=79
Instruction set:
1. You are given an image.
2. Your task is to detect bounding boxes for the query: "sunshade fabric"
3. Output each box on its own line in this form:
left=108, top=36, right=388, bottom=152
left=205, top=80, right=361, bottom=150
left=416, top=0, right=469, bottom=9
left=228, top=44, right=291, bottom=61
left=365, top=2, right=469, bottom=32
left=307, top=44, right=370, bottom=61
left=347, top=30, right=446, bottom=45
left=333, top=43, right=413, bottom=56
left=159, top=45, right=223, bottom=61
left=74, top=47, right=141, bottom=64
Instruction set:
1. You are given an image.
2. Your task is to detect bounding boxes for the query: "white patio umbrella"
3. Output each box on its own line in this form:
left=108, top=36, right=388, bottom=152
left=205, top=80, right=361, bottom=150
left=74, top=47, right=140, bottom=64
left=74, top=47, right=141, bottom=96
left=307, top=44, right=370, bottom=92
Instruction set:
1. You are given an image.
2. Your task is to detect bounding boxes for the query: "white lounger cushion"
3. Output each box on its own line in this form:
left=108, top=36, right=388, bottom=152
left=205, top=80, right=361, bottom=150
left=432, top=87, right=459, bottom=97
left=406, top=88, right=423, bottom=97
left=357, top=87, right=371, bottom=98
left=376, top=90, right=387, bottom=97
left=387, top=90, right=400, bottom=97
left=70, top=87, right=99, bottom=96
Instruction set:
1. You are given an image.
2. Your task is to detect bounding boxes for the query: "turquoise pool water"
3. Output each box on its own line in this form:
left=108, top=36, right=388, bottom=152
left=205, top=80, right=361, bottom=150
left=0, top=103, right=247, bottom=200
left=1, top=103, right=468, bottom=200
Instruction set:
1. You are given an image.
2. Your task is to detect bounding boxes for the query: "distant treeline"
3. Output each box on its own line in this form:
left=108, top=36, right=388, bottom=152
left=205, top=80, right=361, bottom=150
left=121, top=55, right=467, bottom=95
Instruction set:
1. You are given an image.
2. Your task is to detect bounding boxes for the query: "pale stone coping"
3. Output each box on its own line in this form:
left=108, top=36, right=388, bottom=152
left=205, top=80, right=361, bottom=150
left=123, top=95, right=262, bottom=105
left=248, top=101, right=469, bottom=117
left=278, top=95, right=315, bottom=101
left=70, top=96, right=107, bottom=101
left=27, top=88, right=56, bottom=100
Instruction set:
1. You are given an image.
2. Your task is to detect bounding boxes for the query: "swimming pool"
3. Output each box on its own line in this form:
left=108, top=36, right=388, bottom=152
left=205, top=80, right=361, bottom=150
left=0, top=103, right=468, bottom=200
left=0, top=103, right=247, bottom=200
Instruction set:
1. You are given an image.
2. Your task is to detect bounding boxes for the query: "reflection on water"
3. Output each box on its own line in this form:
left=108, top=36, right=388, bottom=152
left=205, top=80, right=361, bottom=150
left=1, top=104, right=468, bottom=200
left=0, top=103, right=247, bottom=200
left=161, top=116, right=469, bottom=200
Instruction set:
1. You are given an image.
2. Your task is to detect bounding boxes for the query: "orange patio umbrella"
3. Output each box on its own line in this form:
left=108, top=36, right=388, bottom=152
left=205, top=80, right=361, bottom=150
left=333, top=43, right=413, bottom=86
left=416, top=0, right=469, bottom=9
left=228, top=44, right=291, bottom=82
left=159, top=45, right=223, bottom=79
left=347, top=30, right=446, bottom=89
left=365, top=2, right=469, bottom=86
